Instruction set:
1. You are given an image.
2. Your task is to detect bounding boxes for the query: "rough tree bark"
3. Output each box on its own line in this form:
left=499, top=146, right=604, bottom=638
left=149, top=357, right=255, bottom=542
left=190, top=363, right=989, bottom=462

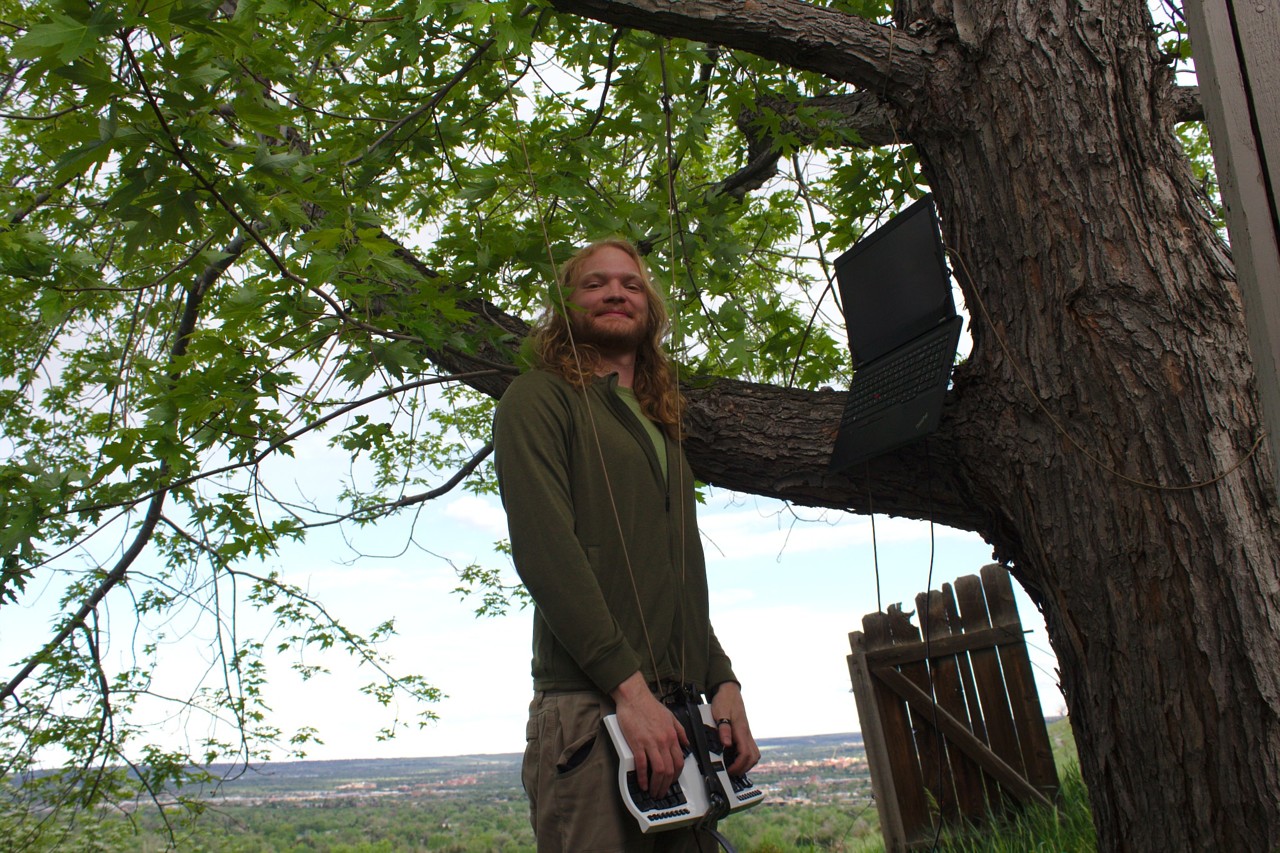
left=510, top=1, right=1278, bottom=850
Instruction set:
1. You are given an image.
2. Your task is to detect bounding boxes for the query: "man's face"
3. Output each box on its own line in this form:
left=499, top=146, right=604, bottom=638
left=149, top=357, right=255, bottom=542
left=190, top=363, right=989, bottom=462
left=567, top=246, right=650, bottom=352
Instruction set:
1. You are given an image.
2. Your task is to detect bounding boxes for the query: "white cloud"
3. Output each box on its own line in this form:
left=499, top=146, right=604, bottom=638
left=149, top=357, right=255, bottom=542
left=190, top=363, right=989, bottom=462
left=444, top=494, right=510, bottom=538
left=696, top=496, right=983, bottom=564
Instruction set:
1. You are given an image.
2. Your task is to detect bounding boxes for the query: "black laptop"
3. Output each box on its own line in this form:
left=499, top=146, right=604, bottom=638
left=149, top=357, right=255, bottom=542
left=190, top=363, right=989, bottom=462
left=828, top=194, right=963, bottom=472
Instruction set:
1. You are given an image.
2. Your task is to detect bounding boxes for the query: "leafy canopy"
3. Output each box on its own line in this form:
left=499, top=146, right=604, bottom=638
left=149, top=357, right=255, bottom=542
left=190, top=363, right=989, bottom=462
left=0, top=0, right=999, bottom=843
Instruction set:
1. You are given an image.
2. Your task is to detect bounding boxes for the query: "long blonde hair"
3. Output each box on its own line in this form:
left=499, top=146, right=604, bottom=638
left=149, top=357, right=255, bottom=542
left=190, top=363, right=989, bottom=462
left=530, top=238, right=683, bottom=435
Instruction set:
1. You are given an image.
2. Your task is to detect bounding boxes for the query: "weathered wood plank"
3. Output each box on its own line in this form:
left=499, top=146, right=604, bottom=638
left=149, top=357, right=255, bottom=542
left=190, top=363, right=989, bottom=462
left=849, top=631, right=909, bottom=852
left=915, top=590, right=960, bottom=822
left=920, top=587, right=986, bottom=819
left=872, top=665, right=1054, bottom=809
left=863, top=610, right=929, bottom=839
left=1184, top=0, right=1280, bottom=500
left=945, top=582, right=990, bottom=751
left=981, top=565, right=1059, bottom=798
left=886, top=605, right=945, bottom=839
left=954, top=571, right=1026, bottom=799
left=864, top=622, right=1026, bottom=667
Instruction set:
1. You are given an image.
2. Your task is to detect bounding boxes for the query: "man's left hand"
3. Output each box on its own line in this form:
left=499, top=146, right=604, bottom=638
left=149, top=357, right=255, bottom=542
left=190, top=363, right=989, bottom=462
left=709, top=681, right=760, bottom=776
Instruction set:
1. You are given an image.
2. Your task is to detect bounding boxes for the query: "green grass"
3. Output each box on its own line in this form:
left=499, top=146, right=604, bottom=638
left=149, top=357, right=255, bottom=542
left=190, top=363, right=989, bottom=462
left=931, top=763, right=1097, bottom=853
left=928, top=718, right=1097, bottom=853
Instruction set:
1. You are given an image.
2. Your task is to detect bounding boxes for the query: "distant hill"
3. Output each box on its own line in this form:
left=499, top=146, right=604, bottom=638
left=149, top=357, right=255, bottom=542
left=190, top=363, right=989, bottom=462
left=198, top=731, right=866, bottom=798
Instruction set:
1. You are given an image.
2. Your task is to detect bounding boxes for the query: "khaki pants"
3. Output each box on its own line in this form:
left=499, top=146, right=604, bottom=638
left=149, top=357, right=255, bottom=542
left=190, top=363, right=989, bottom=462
left=522, top=691, right=719, bottom=852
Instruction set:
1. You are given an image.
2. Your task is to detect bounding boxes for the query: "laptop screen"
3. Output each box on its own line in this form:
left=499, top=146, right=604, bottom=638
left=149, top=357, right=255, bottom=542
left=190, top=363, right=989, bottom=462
left=835, top=195, right=955, bottom=366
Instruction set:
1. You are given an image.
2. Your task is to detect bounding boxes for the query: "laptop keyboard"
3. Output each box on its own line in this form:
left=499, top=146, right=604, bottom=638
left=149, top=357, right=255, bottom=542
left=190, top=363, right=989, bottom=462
left=842, top=329, right=954, bottom=426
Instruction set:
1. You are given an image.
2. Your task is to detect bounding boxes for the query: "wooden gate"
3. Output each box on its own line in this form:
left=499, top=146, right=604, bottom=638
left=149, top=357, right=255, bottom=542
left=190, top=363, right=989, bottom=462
left=847, top=564, right=1060, bottom=851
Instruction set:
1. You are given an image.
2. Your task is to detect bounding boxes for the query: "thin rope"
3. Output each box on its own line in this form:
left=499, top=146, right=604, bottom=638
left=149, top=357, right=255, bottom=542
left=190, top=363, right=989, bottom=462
left=948, top=247, right=1266, bottom=492
left=659, top=39, right=693, bottom=692
left=923, top=441, right=944, bottom=852
left=867, top=471, right=882, bottom=614
left=500, top=57, right=664, bottom=686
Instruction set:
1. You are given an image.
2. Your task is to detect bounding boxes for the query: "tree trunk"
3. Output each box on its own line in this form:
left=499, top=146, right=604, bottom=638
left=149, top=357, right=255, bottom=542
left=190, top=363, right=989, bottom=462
left=875, top=2, right=1280, bottom=849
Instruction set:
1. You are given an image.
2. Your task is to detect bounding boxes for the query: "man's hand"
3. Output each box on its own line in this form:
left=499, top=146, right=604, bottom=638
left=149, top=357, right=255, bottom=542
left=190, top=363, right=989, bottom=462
left=710, top=681, right=760, bottom=776
left=611, top=672, right=687, bottom=798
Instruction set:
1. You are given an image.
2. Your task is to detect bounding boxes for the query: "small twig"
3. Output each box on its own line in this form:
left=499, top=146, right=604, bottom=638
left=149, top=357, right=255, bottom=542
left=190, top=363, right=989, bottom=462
left=62, top=370, right=503, bottom=518
left=300, top=441, right=494, bottom=529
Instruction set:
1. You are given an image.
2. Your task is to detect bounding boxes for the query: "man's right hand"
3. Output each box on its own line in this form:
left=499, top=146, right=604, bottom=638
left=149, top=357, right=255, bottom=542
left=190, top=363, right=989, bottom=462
left=610, top=672, right=687, bottom=798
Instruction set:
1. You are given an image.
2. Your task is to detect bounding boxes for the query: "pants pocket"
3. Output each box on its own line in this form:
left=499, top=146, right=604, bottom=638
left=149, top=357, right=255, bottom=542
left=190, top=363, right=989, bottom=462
left=522, top=693, right=554, bottom=828
left=555, top=728, right=598, bottom=775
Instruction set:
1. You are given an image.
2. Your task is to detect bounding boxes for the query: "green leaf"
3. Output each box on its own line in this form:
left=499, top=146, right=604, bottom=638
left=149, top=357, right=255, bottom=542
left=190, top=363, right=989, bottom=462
left=52, top=136, right=115, bottom=180
left=11, top=12, right=114, bottom=64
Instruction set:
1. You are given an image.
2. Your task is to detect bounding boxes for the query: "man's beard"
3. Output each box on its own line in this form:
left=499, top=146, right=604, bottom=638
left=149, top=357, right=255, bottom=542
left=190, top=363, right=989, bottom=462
left=570, top=311, right=648, bottom=354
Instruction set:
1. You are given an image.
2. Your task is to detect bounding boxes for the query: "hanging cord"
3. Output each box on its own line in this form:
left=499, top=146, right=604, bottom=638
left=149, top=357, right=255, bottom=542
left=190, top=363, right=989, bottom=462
left=660, top=42, right=741, bottom=853
left=658, top=39, right=693, bottom=694
left=866, top=468, right=882, bottom=614
left=922, top=442, right=945, bottom=852
left=499, top=56, right=665, bottom=687
left=865, top=451, right=943, bottom=850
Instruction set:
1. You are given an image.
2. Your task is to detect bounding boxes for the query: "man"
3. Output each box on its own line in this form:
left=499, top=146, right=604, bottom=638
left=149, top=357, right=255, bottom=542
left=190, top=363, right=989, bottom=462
left=494, top=238, right=760, bottom=851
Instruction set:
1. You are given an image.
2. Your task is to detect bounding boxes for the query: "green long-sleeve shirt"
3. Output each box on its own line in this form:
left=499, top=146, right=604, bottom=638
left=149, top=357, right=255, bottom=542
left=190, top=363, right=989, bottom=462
left=493, top=368, right=737, bottom=696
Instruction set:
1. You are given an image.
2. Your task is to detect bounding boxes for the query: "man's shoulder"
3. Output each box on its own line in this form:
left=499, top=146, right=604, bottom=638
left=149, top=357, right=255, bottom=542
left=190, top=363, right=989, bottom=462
left=503, top=367, right=571, bottom=399
left=496, top=368, right=582, bottom=419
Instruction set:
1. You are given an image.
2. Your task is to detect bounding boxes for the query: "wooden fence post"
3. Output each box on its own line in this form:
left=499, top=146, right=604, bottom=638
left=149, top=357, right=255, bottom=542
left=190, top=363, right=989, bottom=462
left=849, top=566, right=1060, bottom=849
left=1183, top=0, right=1280, bottom=502
left=848, top=629, right=909, bottom=852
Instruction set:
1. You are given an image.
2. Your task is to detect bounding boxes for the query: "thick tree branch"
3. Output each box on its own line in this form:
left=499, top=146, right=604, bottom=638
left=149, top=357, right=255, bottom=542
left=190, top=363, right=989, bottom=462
left=546, top=0, right=935, bottom=97
left=394, top=277, right=983, bottom=529
left=725, top=82, right=1204, bottom=200
left=370, top=239, right=982, bottom=530
left=1170, top=84, right=1203, bottom=123
left=376, top=260, right=982, bottom=528
left=680, top=375, right=988, bottom=531
left=742, top=91, right=900, bottom=150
